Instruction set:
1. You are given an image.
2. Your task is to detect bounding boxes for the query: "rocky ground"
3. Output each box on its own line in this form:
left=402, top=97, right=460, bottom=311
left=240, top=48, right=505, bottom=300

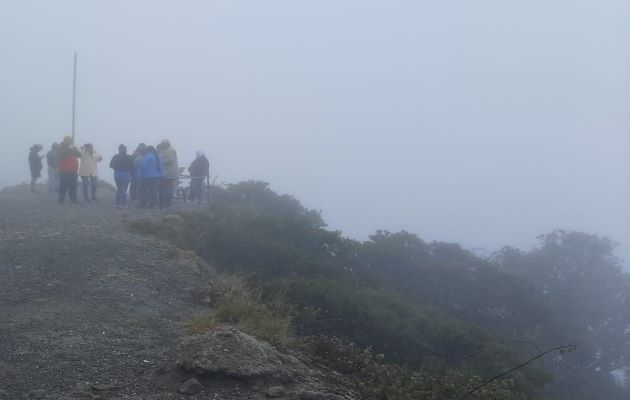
left=0, top=185, right=353, bottom=400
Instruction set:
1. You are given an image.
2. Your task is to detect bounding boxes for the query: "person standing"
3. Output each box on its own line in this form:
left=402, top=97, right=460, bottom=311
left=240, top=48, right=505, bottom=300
left=158, top=139, right=179, bottom=207
left=57, top=136, right=81, bottom=203
left=109, top=144, right=135, bottom=208
left=46, top=143, right=59, bottom=192
left=28, top=144, right=44, bottom=193
left=78, top=143, right=103, bottom=202
left=138, top=145, right=163, bottom=209
left=188, top=150, right=209, bottom=202
left=130, top=143, right=146, bottom=201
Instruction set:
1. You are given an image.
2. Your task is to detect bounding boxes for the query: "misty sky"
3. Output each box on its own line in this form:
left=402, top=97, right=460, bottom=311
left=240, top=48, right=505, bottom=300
left=2, top=1, right=629, bottom=264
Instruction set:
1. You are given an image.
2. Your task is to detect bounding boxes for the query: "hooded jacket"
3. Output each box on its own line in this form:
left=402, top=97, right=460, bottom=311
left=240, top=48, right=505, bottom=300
left=57, top=143, right=81, bottom=173
left=189, top=155, right=209, bottom=177
left=159, top=146, right=179, bottom=178
left=138, top=152, right=163, bottom=178
left=46, top=149, right=58, bottom=169
left=79, top=150, right=102, bottom=177
left=29, top=148, right=43, bottom=175
left=110, top=148, right=135, bottom=173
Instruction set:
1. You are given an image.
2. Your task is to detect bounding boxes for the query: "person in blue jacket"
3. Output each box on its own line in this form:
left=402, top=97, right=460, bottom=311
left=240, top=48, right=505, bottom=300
left=109, top=144, right=135, bottom=208
left=137, top=145, right=163, bottom=209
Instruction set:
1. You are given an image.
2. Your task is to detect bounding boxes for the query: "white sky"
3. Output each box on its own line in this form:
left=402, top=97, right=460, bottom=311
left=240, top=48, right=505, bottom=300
left=1, top=0, right=629, bottom=264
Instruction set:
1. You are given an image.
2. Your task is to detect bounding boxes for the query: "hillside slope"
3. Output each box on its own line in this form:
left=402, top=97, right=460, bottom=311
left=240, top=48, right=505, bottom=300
left=130, top=181, right=630, bottom=400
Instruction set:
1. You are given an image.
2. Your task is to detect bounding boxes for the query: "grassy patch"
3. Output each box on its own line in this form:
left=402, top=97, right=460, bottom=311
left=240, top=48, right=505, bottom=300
left=185, top=275, right=293, bottom=346
left=183, top=315, right=218, bottom=334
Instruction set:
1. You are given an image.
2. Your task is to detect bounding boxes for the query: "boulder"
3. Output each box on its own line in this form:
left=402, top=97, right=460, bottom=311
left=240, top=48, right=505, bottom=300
left=177, top=327, right=307, bottom=381
left=178, top=378, right=203, bottom=395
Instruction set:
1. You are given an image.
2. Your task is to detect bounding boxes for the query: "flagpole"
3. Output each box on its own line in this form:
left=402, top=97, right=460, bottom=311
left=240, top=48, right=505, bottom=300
left=72, top=52, right=77, bottom=142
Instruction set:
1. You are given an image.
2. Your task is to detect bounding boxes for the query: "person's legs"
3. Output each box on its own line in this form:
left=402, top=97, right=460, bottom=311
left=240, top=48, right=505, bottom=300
left=121, top=179, right=130, bottom=206
left=31, top=177, right=37, bottom=193
left=197, top=178, right=206, bottom=203
left=53, top=168, right=59, bottom=192
left=190, top=178, right=201, bottom=201
left=69, top=173, right=79, bottom=202
left=158, top=179, right=164, bottom=207
left=47, top=168, right=54, bottom=192
left=148, top=178, right=158, bottom=208
left=139, top=178, right=148, bottom=207
left=169, top=179, right=174, bottom=205
left=90, top=176, right=98, bottom=200
left=189, top=178, right=196, bottom=201
left=114, top=177, right=123, bottom=206
left=114, top=172, right=131, bottom=206
left=58, top=172, right=68, bottom=202
left=81, top=176, right=89, bottom=201
left=161, top=179, right=173, bottom=207
left=129, top=173, right=137, bottom=200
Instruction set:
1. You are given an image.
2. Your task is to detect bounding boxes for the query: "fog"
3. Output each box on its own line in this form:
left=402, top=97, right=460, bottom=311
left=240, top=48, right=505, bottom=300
left=2, top=1, right=629, bottom=264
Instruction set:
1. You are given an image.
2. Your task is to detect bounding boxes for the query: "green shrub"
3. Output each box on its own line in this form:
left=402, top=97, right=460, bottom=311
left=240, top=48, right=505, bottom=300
left=130, top=181, right=574, bottom=399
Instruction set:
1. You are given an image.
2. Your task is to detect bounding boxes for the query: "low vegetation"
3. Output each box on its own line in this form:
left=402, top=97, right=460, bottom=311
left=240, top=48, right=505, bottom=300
left=301, top=335, right=528, bottom=400
left=132, top=181, right=630, bottom=400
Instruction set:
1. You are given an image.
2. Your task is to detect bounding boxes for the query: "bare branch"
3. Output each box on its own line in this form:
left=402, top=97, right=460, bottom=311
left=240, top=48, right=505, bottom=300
left=457, top=344, right=578, bottom=400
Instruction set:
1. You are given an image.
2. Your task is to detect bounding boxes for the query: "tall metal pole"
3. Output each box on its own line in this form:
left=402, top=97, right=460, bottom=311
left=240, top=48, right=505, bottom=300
left=71, top=52, right=77, bottom=142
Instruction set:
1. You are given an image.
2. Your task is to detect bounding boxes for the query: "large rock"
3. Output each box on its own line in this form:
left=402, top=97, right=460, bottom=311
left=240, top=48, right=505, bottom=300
left=178, top=378, right=203, bottom=395
left=177, top=327, right=307, bottom=381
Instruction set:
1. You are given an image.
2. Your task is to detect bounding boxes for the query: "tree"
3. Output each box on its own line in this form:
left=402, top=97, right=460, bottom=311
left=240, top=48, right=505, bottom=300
left=496, top=230, right=630, bottom=400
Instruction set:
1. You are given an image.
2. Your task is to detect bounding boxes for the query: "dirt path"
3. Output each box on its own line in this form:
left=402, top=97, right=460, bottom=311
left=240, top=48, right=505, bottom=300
left=0, top=185, right=228, bottom=399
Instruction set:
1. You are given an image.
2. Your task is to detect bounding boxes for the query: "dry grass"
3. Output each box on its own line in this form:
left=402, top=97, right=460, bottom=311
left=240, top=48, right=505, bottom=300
left=184, top=275, right=294, bottom=346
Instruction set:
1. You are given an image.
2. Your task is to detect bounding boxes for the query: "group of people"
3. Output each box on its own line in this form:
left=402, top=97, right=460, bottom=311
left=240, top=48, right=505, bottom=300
left=28, top=136, right=210, bottom=209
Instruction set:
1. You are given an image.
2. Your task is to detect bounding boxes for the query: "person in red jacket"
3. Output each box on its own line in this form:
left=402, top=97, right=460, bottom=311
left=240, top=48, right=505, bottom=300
left=57, top=136, right=81, bottom=203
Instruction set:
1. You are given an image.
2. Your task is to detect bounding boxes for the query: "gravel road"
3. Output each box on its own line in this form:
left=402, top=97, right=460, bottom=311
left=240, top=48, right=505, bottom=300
left=0, top=185, right=234, bottom=399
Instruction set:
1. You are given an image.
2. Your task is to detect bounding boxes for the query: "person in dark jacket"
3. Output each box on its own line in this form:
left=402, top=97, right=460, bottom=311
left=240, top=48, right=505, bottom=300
left=46, top=143, right=60, bottom=192
left=57, top=136, right=81, bottom=203
left=109, top=144, right=135, bottom=208
left=137, top=145, right=163, bottom=209
left=188, top=150, right=209, bottom=202
left=28, top=144, right=44, bottom=193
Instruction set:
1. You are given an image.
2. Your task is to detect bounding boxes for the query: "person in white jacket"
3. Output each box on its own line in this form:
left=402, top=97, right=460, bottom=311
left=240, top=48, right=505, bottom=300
left=79, top=143, right=103, bottom=202
left=157, top=139, right=179, bottom=207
